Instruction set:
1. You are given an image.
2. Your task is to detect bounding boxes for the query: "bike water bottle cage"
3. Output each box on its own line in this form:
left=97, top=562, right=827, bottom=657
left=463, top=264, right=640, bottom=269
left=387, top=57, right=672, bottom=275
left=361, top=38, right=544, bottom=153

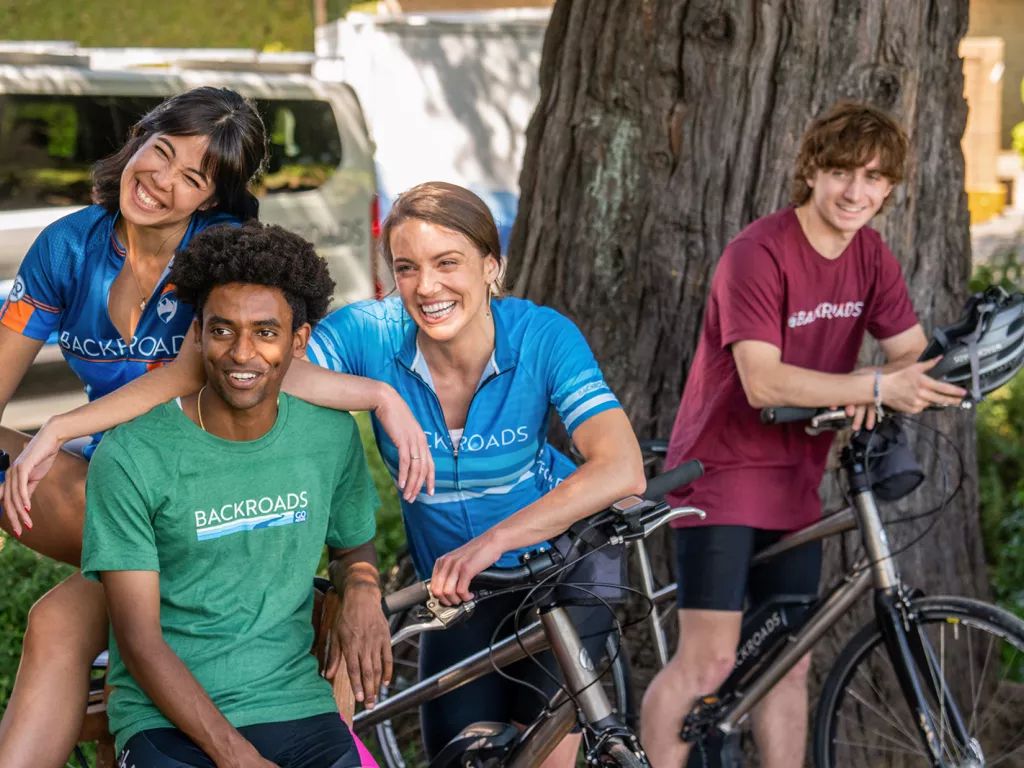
left=851, top=418, right=925, bottom=502
left=923, top=286, right=1024, bottom=404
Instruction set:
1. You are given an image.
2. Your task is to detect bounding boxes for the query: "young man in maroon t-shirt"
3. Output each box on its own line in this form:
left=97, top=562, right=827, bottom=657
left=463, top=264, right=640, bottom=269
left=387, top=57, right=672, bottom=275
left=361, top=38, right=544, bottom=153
left=640, top=102, right=966, bottom=768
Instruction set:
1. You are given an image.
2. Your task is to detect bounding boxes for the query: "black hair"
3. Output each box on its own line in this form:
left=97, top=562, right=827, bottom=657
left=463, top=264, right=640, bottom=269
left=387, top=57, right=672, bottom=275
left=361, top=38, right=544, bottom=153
left=92, top=87, right=268, bottom=221
left=171, top=221, right=335, bottom=331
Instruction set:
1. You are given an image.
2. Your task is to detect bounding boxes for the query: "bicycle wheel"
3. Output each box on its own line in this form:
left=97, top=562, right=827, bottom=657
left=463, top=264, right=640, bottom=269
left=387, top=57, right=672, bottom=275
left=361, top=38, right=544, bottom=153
left=813, top=595, right=1024, bottom=767
left=597, top=738, right=650, bottom=768
left=374, top=561, right=635, bottom=768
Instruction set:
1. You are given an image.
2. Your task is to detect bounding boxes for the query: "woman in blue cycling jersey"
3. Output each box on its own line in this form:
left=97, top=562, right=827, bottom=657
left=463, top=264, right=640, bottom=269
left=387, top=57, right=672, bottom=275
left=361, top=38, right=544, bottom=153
left=307, top=182, right=646, bottom=764
left=9, top=181, right=644, bottom=766
left=0, top=88, right=429, bottom=768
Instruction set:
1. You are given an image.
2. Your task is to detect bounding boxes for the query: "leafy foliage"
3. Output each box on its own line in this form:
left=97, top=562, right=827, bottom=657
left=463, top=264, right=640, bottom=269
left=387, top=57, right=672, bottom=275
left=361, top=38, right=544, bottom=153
left=0, top=0, right=362, bottom=51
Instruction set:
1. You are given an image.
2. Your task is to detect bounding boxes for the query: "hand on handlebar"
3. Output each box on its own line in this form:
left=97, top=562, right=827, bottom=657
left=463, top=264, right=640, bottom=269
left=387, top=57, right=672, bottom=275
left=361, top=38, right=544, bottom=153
left=430, top=530, right=505, bottom=606
left=882, top=358, right=966, bottom=413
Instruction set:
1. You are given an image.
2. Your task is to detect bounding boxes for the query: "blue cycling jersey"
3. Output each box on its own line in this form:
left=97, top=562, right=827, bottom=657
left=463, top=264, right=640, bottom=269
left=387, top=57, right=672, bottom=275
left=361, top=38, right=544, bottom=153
left=0, top=205, right=236, bottom=456
left=306, top=296, right=621, bottom=578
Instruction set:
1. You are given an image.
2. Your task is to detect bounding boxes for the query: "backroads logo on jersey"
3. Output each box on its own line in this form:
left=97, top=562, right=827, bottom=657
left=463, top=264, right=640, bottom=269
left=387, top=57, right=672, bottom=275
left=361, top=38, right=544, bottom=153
left=788, top=300, right=864, bottom=328
left=157, top=293, right=178, bottom=324
left=193, top=491, right=310, bottom=541
left=59, top=332, right=186, bottom=360
left=9, top=275, right=26, bottom=303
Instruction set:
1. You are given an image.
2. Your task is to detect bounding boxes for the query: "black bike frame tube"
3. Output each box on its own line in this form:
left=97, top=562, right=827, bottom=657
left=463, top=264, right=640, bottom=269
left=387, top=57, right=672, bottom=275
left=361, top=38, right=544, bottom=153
left=874, top=590, right=950, bottom=766
left=353, top=620, right=549, bottom=730
left=717, top=569, right=872, bottom=731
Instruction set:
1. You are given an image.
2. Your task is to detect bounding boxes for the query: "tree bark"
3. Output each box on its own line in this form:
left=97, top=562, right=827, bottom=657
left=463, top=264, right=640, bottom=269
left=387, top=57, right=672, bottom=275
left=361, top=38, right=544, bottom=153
left=509, top=0, right=988, bottom=754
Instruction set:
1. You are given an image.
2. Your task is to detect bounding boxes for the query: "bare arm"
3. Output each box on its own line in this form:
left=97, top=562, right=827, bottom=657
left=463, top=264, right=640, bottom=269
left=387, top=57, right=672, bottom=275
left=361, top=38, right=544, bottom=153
left=429, top=408, right=646, bottom=605
left=732, top=335, right=964, bottom=412
left=285, top=358, right=434, bottom=500
left=3, top=329, right=432, bottom=522
left=102, top=570, right=277, bottom=768
left=326, top=541, right=392, bottom=709
left=0, top=325, right=45, bottom=421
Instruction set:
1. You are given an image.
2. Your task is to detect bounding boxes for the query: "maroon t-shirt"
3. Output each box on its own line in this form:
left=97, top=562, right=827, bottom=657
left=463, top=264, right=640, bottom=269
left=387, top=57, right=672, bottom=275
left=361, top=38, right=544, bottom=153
left=666, top=207, right=919, bottom=531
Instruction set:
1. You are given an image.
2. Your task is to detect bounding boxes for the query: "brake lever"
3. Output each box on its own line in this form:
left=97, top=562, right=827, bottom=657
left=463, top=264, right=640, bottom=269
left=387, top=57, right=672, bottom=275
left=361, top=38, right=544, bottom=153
left=641, top=506, right=706, bottom=537
left=806, top=408, right=853, bottom=436
left=390, top=598, right=477, bottom=646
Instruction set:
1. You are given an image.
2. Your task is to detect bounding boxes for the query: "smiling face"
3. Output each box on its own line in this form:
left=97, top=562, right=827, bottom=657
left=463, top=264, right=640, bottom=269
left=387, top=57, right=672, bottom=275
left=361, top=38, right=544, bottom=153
left=802, top=155, right=894, bottom=238
left=119, top=133, right=216, bottom=228
left=391, top=218, right=500, bottom=344
left=196, top=283, right=309, bottom=412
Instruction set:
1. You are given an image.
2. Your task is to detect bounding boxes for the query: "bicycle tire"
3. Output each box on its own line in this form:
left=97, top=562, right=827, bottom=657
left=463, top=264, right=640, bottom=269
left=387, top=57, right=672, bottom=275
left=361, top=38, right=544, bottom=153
left=813, top=595, right=1024, bottom=767
left=373, top=556, right=636, bottom=768
left=598, top=739, right=651, bottom=768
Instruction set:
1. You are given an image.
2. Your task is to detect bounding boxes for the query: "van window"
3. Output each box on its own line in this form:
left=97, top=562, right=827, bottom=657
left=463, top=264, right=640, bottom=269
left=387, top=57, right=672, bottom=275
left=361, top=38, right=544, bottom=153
left=0, top=93, right=342, bottom=210
left=260, top=100, right=343, bottom=194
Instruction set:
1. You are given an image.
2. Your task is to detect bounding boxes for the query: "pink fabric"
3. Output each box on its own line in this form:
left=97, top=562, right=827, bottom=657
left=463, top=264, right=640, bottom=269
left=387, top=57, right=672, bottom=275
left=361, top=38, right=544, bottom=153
left=342, top=715, right=380, bottom=768
left=666, top=207, right=919, bottom=531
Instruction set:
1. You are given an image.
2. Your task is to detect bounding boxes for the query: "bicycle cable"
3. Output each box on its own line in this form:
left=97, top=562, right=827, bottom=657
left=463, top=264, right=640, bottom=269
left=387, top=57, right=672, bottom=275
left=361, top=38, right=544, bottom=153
left=835, top=411, right=965, bottom=579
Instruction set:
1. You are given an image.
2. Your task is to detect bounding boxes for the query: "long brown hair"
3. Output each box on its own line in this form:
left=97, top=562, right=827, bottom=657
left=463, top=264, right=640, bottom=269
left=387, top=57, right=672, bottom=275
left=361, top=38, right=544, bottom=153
left=379, top=182, right=506, bottom=296
left=791, top=101, right=908, bottom=210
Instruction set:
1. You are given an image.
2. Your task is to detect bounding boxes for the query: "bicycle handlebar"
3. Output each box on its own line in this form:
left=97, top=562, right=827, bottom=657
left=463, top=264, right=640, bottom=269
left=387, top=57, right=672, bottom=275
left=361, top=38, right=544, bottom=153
left=759, top=406, right=821, bottom=425
left=381, top=459, right=706, bottom=618
left=642, top=458, right=704, bottom=501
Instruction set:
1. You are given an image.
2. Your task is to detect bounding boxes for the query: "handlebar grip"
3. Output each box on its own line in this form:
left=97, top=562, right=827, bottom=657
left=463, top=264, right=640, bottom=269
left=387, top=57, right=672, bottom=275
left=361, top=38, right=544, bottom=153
left=760, top=406, right=820, bottom=425
left=382, top=580, right=431, bottom=618
left=643, top=459, right=704, bottom=501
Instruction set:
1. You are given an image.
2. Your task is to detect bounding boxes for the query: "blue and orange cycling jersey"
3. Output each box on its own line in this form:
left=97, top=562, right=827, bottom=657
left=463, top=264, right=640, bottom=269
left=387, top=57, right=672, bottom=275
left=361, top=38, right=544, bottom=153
left=306, top=296, right=622, bottom=578
left=0, top=205, right=236, bottom=455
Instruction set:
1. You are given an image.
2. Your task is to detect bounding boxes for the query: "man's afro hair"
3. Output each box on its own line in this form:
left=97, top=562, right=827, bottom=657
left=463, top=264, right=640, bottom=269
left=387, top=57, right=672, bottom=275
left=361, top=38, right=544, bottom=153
left=171, top=221, right=335, bottom=330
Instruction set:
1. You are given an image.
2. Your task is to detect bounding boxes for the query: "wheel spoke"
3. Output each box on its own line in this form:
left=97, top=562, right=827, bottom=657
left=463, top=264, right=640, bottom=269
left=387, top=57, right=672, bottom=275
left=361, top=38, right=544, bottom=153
left=844, top=684, right=923, bottom=751
left=833, top=712, right=923, bottom=754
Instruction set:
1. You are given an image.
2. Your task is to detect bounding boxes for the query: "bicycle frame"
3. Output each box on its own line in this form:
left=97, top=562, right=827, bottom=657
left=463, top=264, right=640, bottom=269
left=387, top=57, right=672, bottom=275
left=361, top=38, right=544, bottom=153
left=634, top=429, right=971, bottom=765
left=353, top=604, right=623, bottom=768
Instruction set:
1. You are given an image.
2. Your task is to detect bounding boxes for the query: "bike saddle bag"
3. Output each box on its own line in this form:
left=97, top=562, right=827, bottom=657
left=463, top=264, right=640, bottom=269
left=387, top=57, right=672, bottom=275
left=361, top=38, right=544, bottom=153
left=854, top=419, right=924, bottom=502
left=429, top=721, right=519, bottom=768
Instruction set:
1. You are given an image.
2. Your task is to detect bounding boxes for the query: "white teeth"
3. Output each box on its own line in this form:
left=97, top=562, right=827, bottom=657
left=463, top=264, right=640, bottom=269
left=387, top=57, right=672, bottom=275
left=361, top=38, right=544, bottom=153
left=136, top=181, right=164, bottom=209
left=230, top=373, right=257, bottom=380
left=422, top=301, right=456, bottom=318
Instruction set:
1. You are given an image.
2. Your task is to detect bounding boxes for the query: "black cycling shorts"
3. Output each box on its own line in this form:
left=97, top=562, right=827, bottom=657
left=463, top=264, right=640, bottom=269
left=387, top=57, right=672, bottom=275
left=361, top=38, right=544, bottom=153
left=418, top=591, right=613, bottom=760
left=118, top=712, right=363, bottom=768
left=674, top=526, right=822, bottom=612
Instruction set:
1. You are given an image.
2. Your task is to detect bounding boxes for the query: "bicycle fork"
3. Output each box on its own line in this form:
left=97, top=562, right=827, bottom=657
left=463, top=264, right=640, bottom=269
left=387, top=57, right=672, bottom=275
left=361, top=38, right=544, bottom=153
left=852, top=478, right=975, bottom=767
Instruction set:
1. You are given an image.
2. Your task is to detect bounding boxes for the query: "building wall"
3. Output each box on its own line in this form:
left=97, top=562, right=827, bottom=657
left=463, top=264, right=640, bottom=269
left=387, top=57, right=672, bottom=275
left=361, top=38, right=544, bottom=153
left=968, top=0, right=1024, bottom=150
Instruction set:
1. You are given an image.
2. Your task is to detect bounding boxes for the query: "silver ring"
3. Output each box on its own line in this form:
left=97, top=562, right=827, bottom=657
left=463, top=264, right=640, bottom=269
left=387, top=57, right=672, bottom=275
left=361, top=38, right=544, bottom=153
left=411, top=455, right=421, bottom=461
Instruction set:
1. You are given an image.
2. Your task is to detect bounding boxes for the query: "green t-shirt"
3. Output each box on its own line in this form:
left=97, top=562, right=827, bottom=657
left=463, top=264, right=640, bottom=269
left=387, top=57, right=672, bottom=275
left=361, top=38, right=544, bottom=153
left=81, top=394, right=379, bottom=752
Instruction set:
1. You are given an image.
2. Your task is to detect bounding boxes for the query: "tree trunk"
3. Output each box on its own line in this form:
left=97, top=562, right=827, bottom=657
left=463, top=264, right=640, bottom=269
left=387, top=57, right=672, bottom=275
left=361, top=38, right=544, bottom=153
left=508, top=0, right=988, bottom=754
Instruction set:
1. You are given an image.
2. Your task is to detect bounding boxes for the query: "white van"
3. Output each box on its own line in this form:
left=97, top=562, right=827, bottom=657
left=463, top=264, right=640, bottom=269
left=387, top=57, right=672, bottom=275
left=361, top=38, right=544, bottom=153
left=0, top=43, right=381, bottom=350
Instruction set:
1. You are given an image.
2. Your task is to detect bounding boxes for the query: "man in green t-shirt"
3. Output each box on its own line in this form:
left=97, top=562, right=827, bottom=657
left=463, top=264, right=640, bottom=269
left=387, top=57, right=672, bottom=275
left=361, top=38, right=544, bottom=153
left=81, top=222, right=388, bottom=768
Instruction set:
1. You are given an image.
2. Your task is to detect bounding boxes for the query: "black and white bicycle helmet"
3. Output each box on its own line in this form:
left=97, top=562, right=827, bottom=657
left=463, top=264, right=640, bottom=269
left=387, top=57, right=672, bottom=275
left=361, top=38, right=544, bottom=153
left=923, top=286, right=1024, bottom=403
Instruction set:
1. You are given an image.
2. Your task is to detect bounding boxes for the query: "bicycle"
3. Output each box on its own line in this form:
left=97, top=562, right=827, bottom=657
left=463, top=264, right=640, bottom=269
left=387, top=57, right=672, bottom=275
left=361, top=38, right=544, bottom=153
left=353, top=459, right=708, bottom=768
left=629, top=408, right=1024, bottom=767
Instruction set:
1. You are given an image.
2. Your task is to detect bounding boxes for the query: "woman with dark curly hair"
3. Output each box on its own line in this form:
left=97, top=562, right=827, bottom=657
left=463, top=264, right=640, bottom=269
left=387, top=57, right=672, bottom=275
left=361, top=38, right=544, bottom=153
left=0, top=88, right=426, bottom=768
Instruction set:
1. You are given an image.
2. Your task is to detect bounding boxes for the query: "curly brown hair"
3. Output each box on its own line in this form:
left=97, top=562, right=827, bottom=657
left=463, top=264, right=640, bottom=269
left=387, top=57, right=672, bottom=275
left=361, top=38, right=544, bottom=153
left=791, top=101, right=908, bottom=209
left=170, top=221, right=334, bottom=331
